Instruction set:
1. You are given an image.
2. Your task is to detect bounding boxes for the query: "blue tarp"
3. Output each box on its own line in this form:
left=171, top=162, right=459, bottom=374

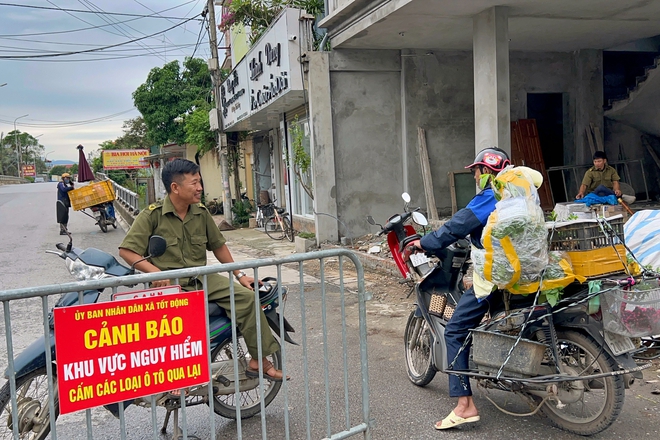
left=574, top=193, right=618, bottom=207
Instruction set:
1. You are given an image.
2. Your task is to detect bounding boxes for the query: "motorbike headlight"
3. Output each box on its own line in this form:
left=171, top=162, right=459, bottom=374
left=65, top=258, right=106, bottom=281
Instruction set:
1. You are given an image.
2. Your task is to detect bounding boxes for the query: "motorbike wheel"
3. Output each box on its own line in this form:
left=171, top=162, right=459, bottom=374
left=0, top=367, right=58, bottom=440
left=208, top=203, right=219, bottom=216
left=538, top=331, right=625, bottom=436
left=98, top=211, right=108, bottom=233
left=282, top=216, right=294, bottom=242
left=404, top=311, right=437, bottom=386
left=264, top=217, right=285, bottom=240
left=210, top=336, right=282, bottom=419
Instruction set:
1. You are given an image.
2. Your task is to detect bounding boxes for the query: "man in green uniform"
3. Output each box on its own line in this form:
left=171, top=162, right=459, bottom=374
left=119, top=159, right=285, bottom=382
left=576, top=151, right=621, bottom=199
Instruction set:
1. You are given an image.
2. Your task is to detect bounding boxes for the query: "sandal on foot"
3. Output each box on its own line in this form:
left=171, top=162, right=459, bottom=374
left=434, top=411, right=480, bottom=430
left=245, top=361, right=289, bottom=382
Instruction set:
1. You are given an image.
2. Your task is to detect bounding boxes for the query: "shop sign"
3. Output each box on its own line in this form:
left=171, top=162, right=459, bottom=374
left=220, top=9, right=304, bottom=130
left=102, top=149, right=150, bottom=170
left=220, top=62, right=250, bottom=128
left=21, top=164, right=36, bottom=177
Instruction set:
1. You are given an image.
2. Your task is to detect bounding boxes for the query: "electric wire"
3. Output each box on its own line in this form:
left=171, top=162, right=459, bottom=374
left=0, top=1, right=197, bottom=38
left=75, top=0, right=166, bottom=61
left=0, top=14, right=200, bottom=59
left=0, top=2, right=200, bottom=19
left=190, top=14, right=208, bottom=59
left=0, top=109, right=138, bottom=128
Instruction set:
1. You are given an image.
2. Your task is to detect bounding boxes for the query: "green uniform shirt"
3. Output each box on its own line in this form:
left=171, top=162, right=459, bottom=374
left=119, top=195, right=226, bottom=271
left=581, top=165, right=620, bottom=193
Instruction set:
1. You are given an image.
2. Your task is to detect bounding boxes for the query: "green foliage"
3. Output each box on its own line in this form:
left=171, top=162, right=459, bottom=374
left=231, top=199, right=252, bottom=226
left=221, top=0, right=325, bottom=44
left=286, top=116, right=313, bottom=200
left=132, top=58, right=212, bottom=146
left=297, top=231, right=315, bottom=239
left=114, top=117, right=153, bottom=150
left=0, top=130, right=44, bottom=176
left=184, top=102, right=216, bottom=156
left=24, top=176, right=34, bottom=183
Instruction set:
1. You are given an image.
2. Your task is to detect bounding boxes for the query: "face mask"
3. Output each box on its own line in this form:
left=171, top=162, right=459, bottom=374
left=63, top=178, right=70, bottom=184
left=479, top=173, right=491, bottom=190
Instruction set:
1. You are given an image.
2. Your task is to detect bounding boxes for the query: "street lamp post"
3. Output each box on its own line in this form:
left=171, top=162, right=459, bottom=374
left=13, top=114, right=28, bottom=177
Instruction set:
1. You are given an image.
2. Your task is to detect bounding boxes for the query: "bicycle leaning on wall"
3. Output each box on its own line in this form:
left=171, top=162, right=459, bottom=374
left=259, top=202, right=295, bottom=242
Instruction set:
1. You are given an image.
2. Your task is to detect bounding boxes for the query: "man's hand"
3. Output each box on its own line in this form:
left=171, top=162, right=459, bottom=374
left=575, top=192, right=584, bottom=200
left=614, top=189, right=622, bottom=197
left=402, top=239, right=423, bottom=263
left=238, top=275, right=255, bottom=289
left=151, top=279, right=171, bottom=288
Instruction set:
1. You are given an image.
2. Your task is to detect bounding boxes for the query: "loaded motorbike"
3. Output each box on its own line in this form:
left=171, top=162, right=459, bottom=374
left=369, top=193, right=649, bottom=436
left=0, top=234, right=295, bottom=440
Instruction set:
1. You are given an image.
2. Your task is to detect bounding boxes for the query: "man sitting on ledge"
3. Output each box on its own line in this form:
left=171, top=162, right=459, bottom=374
left=575, top=151, right=621, bottom=200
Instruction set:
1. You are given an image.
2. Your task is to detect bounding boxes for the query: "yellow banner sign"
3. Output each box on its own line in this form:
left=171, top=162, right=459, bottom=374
left=103, top=150, right=150, bottom=170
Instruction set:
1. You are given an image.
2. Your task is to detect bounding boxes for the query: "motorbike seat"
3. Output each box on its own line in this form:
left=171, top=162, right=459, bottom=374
left=207, top=302, right=227, bottom=317
left=400, top=234, right=422, bottom=249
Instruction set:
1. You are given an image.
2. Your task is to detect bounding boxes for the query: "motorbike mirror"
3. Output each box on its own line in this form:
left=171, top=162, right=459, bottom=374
left=148, top=235, right=167, bottom=258
left=402, top=193, right=411, bottom=203
left=412, top=211, right=428, bottom=226
left=366, top=215, right=376, bottom=225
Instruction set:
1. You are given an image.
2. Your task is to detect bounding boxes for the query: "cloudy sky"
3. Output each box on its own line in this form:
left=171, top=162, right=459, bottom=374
left=0, top=1, right=213, bottom=162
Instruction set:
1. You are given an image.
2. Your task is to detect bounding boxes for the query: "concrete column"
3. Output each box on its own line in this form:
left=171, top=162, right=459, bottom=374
left=473, top=6, right=510, bottom=156
left=574, top=49, right=604, bottom=164
left=307, top=52, right=339, bottom=244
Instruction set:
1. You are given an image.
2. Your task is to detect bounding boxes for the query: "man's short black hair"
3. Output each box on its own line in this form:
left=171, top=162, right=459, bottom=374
left=593, top=151, right=608, bottom=161
left=162, top=159, right=199, bottom=193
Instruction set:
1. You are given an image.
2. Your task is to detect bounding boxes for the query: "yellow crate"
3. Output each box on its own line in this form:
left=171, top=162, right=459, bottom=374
left=567, top=245, right=626, bottom=278
left=69, top=180, right=115, bottom=211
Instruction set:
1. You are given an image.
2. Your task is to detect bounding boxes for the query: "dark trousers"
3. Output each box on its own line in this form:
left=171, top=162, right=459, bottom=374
left=445, top=288, right=502, bottom=397
left=592, top=184, right=615, bottom=197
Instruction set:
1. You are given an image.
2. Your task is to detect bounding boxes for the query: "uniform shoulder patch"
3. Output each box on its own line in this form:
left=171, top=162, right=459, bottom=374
left=148, top=201, right=163, bottom=211
left=198, top=203, right=207, bottom=209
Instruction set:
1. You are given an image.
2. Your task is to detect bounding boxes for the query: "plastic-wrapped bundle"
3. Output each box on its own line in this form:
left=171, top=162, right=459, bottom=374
left=473, top=167, right=548, bottom=290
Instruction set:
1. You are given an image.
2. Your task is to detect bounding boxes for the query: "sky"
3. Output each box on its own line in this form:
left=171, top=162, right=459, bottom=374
left=0, top=1, right=213, bottom=163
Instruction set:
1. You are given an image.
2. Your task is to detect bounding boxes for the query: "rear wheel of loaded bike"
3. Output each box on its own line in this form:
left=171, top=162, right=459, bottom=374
left=210, top=336, right=282, bottom=419
left=0, top=367, right=59, bottom=440
left=208, top=200, right=219, bottom=215
left=538, top=331, right=625, bottom=436
left=282, top=216, right=294, bottom=242
left=98, top=210, right=108, bottom=233
left=404, top=310, right=437, bottom=386
left=264, top=217, right=285, bottom=240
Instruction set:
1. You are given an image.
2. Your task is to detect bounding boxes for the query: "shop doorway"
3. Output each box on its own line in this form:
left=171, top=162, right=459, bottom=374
left=527, top=92, right=566, bottom=202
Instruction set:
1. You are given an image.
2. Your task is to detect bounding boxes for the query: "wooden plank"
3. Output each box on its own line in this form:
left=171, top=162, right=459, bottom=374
left=586, top=125, right=596, bottom=156
left=593, top=124, right=605, bottom=152
left=510, top=121, right=525, bottom=166
left=516, top=119, right=554, bottom=210
left=417, top=127, right=439, bottom=220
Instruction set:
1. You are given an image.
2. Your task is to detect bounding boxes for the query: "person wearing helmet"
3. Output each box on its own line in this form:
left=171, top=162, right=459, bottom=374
left=57, top=172, right=75, bottom=234
left=403, top=147, right=515, bottom=430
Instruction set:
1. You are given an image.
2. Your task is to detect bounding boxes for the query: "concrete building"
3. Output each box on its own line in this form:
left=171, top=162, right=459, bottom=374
left=301, top=1, right=660, bottom=241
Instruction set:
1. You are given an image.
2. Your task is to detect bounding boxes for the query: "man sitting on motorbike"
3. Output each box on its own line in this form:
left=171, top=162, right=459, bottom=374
left=405, top=147, right=542, bottom=430
left=118, top=159, right=287, bottom=386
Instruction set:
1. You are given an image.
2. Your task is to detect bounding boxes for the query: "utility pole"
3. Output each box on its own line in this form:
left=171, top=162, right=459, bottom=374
left=207, top=0, right=233, bottom=224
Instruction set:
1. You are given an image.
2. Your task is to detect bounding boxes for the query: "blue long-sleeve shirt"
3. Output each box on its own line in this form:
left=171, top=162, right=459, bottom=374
left=420, top=188, right=497, bottom=253
left=57, top=181, right=74, bottom=203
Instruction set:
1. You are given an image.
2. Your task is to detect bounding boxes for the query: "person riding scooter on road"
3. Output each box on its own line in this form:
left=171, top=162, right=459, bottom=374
left=405, top=147, right=541, bottom=430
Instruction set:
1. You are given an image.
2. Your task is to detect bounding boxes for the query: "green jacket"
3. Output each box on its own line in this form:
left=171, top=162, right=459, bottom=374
left=119, top=195, right=226, bottom=271
left=581, top=165, right=620, bottom=193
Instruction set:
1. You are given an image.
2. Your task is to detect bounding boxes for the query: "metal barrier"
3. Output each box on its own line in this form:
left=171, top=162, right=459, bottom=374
left=96, top=172, right=140, bottom=214
left=0, top=175, right=26, bottom=185
left=0, top=250, right=372, bottom=440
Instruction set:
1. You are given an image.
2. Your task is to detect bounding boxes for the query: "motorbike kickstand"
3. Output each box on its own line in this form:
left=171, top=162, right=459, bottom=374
left=171, top=407, right=201, bottom=440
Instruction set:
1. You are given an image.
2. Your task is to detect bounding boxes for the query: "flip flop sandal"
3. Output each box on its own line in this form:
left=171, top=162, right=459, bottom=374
left=245, top=361, right=289, bottom=382
left=434, top=411, right=480, bottom=430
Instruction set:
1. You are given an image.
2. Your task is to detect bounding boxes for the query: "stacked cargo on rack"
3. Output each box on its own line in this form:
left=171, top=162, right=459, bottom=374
left=547, top=215, right=626, bottom=278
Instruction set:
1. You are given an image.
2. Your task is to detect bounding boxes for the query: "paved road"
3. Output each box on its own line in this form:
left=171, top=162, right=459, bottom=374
left=0, top=182, right=659, bottom=439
